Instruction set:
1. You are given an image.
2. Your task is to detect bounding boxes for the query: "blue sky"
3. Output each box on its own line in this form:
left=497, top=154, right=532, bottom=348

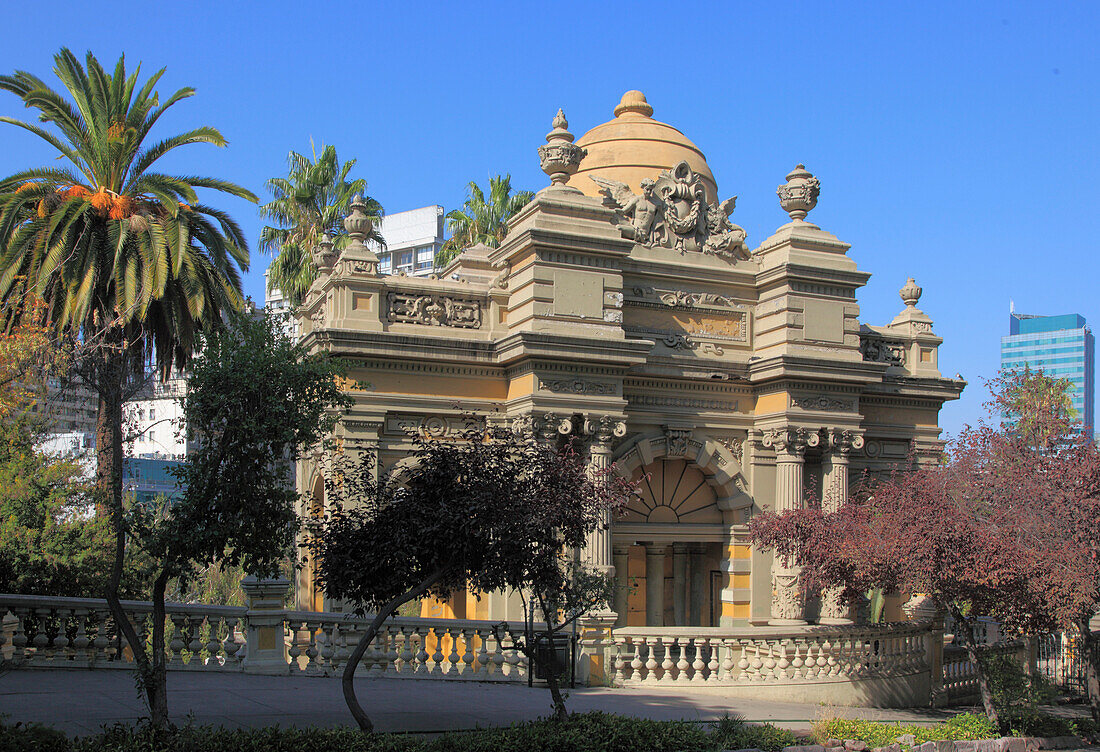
left=1, top=1, right=1097, bottom=438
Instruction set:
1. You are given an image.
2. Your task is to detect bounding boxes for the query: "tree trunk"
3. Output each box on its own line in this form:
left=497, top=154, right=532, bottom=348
left=544, top=649, right=569, bottom=721
left=341, top=569, right=445, bottom=732
left=1077, top=619, right=1100, bottom=723
left=952, top=608, right=1000, bottom=728
left=146, top=570, right=171, bottom=730
left=95, top=332, right=155, bottom=719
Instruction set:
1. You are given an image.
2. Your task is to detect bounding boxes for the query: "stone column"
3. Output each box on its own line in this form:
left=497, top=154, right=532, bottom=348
left=689, top=544, right=706, bottom=626
left=820, top=429, right=865, bottom=625
left=672, top=544, right=689, bottom=626
left=762, top=428, right=818, bottom=625
left=644, top=543, right=665, bottom=627
left=583, top=416, right=626, bottom=573
left=612, top=544, right=631, bottom=627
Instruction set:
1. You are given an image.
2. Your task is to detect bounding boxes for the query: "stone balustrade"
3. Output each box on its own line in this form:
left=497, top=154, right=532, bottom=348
left=0, top=594, right=530, bottom=681
left=611, top=623, right=933, bottom=706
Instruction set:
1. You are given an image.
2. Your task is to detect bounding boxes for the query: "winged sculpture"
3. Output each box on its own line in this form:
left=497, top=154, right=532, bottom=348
left=591, top=175, right=664, bottom=246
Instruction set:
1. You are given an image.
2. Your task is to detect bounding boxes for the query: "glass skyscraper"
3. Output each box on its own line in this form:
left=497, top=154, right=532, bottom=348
left=1000, top=311, right=1095, bottom=431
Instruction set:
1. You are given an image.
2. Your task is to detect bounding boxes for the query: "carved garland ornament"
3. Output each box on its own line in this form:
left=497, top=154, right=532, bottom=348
left=771, top=571, right=805, bottom=621
left=387, top=292, right=482, bottom=329
left=791, top=394, right=856, bottom=412
left=539, top=378, right=616, bottom=395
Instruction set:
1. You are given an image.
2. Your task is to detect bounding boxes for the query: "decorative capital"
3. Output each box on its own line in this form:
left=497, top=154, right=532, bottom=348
left=761, top=427, right=820, bottom=456
left=514, top=412, right=575, bottom=443
left=584, top=415, right=627, bottom=447
left=827, top=429, right=865, bottom=455
left=538, top=108, right=587, bottom=187
left=776, top=164, right=821, bottom=222
left=899, top=277, right=922, bottom=308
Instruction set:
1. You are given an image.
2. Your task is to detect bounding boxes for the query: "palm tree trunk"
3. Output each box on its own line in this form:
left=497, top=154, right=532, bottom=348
left=95, top=331, right=156, bottom=718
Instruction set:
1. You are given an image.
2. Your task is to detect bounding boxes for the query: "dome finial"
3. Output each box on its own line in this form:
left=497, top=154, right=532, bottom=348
left=614, top=90, right=653, bottom=118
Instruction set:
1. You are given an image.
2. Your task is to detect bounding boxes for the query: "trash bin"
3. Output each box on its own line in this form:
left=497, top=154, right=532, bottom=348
left=533, top=633, right=573, bottom=682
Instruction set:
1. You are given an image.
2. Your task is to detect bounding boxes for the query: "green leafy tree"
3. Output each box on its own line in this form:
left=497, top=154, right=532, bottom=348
left=0, top=48, right=255, bottom=727
left=309, top=428, right=635, bottom=731
left=260, top=144, right=383, bottom=306
left=126, top=310, right=349, bottom=728
left=436, top=174, right=533, bottom=268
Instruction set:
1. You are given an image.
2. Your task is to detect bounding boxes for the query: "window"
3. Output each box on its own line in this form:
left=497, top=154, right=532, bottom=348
left=396, top=250, right=414, bottom=273
left=378, top=252, right=391, bottom=274
left=149, top=408, right=155, bottom=420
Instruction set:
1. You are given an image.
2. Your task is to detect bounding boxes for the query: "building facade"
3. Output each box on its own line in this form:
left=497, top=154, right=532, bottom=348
left=375, top=205, right=446, bottom=277
left=123, top=373, right=190, bottom=460
left=295, top=91, right=963, bottom=635
left=1001, top=311, right=1094, bottom=431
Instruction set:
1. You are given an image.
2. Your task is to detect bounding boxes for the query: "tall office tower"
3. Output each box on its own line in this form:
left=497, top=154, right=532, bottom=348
left=374, top=205, right=446, bottom=277
left=1001, top=310, right=1095, bottom=431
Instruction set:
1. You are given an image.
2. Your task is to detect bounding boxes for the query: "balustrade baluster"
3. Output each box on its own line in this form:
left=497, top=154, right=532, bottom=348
left=318, top=622, right=336, bottom=676
left=674, top=637, right=690, bottom=683
left=692, top=637, right=708, bottom=683
left=625, top=637, right=640, bottom=683
left=222, top=618, right=242, bottom=668
left=413, top=626, right=430, bottom=676
left=186, top=616, right=204, bottom=667
left=474, top=628, right=490, bottom=678
left=384, top=626, right=400, bottom=675
left=306, top=620, right=325, bottom=675
left=642, top=637, right=658, bottom=684
left=11, top=609, right=28, bottom=667
left=445, top=627, right=461, bottom=676
left=204, top=618, right=222, bottom=668
left=430, top=626, right=446, bottom=676
left=611, top=639, right=626, bottom=684
left=167, top=614, right=186, bottom=666
left=71, top=609, right=90, bottom=664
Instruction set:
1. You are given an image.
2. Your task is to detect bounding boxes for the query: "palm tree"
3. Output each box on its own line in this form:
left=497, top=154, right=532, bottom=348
left=0, top=49, right=255, bottom=726
left=260, top=144, right=383, bottom=306
left=436, top=174, right=533, bottom=268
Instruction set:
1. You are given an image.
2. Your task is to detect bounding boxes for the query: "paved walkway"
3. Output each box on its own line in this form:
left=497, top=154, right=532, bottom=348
left=0, top=669, right=976, bottom=737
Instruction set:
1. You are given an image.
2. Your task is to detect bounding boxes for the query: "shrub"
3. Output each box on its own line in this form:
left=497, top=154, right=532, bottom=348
left=997, top=710, right=1098, bottom=740
left=0, top=720, right=69, bottom=752
left=11, top=712, right=798, bottom=752
left=812, top=713, right=997, bottom=749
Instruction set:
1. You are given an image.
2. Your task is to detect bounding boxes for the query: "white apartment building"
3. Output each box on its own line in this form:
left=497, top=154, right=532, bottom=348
left=374, top=205, right=445, bottom=277
left=123, top=374, right=189, bottom=460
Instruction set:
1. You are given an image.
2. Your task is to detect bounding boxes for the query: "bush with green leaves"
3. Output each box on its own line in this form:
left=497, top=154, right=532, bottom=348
left=812, top=713, right=998, bottom=748
left=2, top=712, right=797, bottom=752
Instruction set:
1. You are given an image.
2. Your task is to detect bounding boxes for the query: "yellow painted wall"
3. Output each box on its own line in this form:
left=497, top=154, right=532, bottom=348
left=754, top=392, right=787, bottom=415
left=861, top=405, right=939, bottom=427
left=356, top=372, right=507, bottom=400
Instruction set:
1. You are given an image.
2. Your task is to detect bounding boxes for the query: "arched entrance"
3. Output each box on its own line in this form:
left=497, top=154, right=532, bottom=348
left=611, top=431, right=751, bottom=628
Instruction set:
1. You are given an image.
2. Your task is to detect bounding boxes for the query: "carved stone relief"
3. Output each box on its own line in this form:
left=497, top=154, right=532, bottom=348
left=860, top=337, right=905, bottom=365
left=791, top=394, right=856, bottom=412
left=593, top=161, right=750, bottom=261
left=385, top=414, right=483, bottom=438
left=662, top=425, right=693, bottom=457
left=539, top=378, right=617, bottom=395
left=761, top=427, right=821, bottom=456
left=387, top=292, right=482, bottom=329
left=771, top=570, right=805, bottom=621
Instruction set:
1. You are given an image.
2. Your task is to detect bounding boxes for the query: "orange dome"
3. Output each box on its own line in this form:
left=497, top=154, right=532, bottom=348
left=574, top=91, right=717, bottom=204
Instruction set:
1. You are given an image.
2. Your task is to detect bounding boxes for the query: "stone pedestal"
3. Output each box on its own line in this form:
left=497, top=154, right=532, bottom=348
left=241, top=576, right=291, bottom=675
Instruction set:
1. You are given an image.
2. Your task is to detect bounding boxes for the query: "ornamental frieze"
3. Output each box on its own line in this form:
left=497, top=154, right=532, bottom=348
left=386, top=292, right=482, bottom=329
left=538, top=378, right=617, bottom=396
left=791, top=393, right=856, bottom=412
left=385, top=414, right=483, bottom=438
left=629, top=286, right=748, bottom=312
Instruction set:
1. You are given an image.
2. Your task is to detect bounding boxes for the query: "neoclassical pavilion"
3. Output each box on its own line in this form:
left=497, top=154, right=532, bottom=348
left=295, top=90, right=963, bottom=632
